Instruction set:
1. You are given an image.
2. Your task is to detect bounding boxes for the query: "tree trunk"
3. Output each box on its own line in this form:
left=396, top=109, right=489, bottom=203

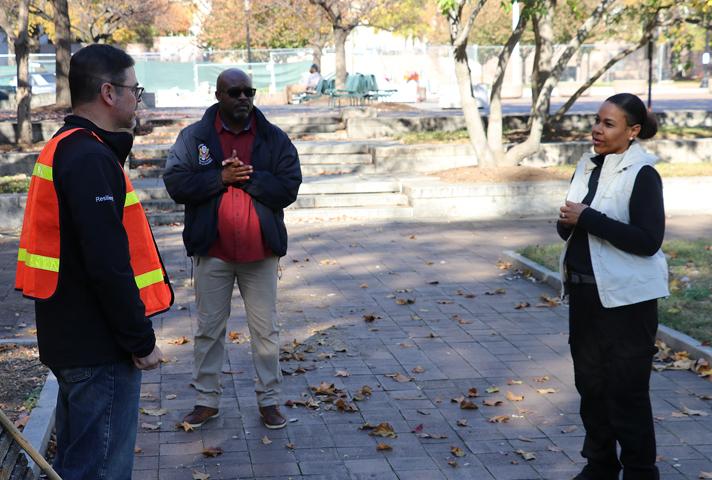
left=453, top=44, right=494, bottom=168
left=53, top=0, right=72, bottom=108
left=333, top=26, right=349, bottom=90
left=15, top=0, right=32, bottom=145
left=529, top=0, right=555, bottom=128
left=311, top=46, right=322, bottom=69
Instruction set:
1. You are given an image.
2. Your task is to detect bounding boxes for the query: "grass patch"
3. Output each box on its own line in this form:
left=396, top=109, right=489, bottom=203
left=0, top=174, right=30, bottom=193
left=518, top=239, right=712, bottom=344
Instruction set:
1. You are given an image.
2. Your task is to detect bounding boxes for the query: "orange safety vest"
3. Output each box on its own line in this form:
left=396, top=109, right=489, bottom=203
left=15, top=128, right=173, bottom=317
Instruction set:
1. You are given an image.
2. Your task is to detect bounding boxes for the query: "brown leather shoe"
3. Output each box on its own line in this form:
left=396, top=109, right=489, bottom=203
left=182, top=406, right=219, bottom=428
left=259, top=405, right=287, bottom=429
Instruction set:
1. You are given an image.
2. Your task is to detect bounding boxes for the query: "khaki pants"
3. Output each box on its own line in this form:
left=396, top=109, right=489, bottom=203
left=191, top=255, right=281, bottom=408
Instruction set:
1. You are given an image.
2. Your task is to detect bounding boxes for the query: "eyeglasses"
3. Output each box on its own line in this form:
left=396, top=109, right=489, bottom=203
left=221, top=87, right=257, bottom=98
left=89, top=74, right=144, bottom=102
left=110, top=82, right=145, bottom=102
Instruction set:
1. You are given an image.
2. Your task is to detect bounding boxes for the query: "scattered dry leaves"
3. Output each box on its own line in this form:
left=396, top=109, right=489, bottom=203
left=202, top=447, right=223, bottom=457
left=376, top=442, right=393, bottom=451
left=506, top=391, right=524, bottom=402
left=168, top=336, right=190, bottom=345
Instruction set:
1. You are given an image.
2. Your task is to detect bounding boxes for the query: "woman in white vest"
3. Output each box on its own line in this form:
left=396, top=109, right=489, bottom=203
left=557, top=93, right=668, bottom=480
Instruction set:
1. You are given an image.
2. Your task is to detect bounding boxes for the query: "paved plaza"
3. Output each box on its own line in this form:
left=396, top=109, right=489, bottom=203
left=2, top=217, right=712, bottom=479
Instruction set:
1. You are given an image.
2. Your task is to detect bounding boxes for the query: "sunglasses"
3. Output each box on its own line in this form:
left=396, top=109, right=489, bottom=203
left=222, top=87, right=257, bottom=98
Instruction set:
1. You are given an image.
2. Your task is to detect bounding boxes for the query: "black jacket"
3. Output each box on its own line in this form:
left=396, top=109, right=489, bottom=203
left=33, top=115, right=157, bottom=369
left=163, top=105, right=301, bottom=257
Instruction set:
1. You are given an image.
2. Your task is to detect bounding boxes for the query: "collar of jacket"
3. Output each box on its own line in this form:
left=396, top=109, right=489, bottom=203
left=62, top=114, right=134, bottom=164
left=581, top=141, right=658, bottom=176
left=194, top=104, right=272, bottom=142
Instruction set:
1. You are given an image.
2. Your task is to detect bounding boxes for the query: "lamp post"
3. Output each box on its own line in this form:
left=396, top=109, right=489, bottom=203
left=244, top=0, right=253, bottom=73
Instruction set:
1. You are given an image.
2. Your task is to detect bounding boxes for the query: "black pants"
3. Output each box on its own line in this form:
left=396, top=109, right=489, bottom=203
left=568, top=283, right=659, bottom=480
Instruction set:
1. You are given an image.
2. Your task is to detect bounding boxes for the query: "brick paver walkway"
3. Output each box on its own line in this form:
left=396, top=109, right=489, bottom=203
left=124, top=218, right=712, bottom=480
left=3, top=217, right=712, bottom=479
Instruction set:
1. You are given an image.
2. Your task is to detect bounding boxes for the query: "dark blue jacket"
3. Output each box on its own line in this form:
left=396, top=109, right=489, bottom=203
left=163, top=105, right=301, bottom=257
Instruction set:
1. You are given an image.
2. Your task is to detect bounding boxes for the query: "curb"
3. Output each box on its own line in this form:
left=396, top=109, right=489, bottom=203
left=501, top=249, right=712, bottom=364
left=21, top=370, right=57, bottom=477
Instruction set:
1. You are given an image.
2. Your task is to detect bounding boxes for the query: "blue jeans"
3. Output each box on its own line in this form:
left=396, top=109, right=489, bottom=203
left=52, top=362, right=141, bottom=480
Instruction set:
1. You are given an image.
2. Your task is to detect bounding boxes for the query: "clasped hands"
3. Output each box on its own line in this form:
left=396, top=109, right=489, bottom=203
left=221, top=149, right=253, bottom=186
left=558, top=200, right=588, bottom=226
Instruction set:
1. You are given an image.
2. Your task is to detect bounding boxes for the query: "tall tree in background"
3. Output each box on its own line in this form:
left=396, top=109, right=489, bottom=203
left=308, top=0, right=425, bottom=88
left=53, top=0, right=71, bottom=108
left=0, top=0, right=33, bottom=144
left=438, top=0, right=676, bottom=168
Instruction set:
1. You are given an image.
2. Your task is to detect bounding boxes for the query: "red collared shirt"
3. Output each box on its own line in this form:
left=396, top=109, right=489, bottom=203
left=207, top=111, right=271, bottom=263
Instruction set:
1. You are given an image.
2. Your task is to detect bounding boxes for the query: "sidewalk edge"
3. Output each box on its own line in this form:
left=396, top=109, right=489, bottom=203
left=21, top=371, right=57, bottom=477
left=501, top=249, right=712, bottom=364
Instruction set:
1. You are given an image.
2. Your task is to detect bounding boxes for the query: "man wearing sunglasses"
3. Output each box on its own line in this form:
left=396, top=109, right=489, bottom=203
left=164, top=68, right=302, bottom=430
left=15, top=44, right=170, bottom=479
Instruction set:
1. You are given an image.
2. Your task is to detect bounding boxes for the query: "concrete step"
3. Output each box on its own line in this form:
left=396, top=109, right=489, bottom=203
left=292, top=192, right=409, bottom=208
left=128, top=163, right=377, bottom=180
left=130, top=153, right=374, bottom=169
left=141, top=191, right=409, bottom=212
left=131, top=176, right=404, bottom=199
left=285, top=205, right=414, bottom=221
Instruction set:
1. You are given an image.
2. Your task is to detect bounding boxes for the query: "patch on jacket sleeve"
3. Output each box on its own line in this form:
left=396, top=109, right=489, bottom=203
left=198, top=144, right=213, bottom=166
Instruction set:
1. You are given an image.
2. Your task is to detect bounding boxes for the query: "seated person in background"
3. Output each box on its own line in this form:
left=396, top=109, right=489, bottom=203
left=305, top=64, right=321, bottom=93
left=287, top=64, right=322, bottom=103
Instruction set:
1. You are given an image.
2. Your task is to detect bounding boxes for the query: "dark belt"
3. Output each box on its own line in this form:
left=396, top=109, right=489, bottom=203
left=567, top=271, right=597, bottom=285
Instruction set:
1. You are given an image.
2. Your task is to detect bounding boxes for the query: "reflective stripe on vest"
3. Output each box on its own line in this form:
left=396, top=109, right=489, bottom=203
left=15, top=128, right=173, bottom=317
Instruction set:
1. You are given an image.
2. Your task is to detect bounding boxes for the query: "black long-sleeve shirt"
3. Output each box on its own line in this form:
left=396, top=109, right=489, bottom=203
left=558, top=154, right=665, bottom=276
left=33, top=115, right=156, bottom=369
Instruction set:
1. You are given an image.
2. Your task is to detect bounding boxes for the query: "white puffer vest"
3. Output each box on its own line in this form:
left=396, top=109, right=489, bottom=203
left=559, top=142, right=669, bottom=308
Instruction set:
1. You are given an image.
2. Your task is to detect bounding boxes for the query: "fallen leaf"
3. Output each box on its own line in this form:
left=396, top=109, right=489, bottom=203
left=537, top=294, right=560, bottom=307
left=506, top=391, right=524, bottom=402
left=141, top=422, right=161, bottom=431
left=467, top=388, right=479, bottom=398
left=437, top=300, right=454, bottom=304
left=537, top=388, right=557, bottom=395
left=261, top=435, right=273, bottom=445
left=192, top=471, right=210, bottom=480
left=165, top=394, right=177, bottom=400
left=334, top=398, right=358, bottom=412
left=202, top=447, right=223, bottom=457
left=376, top=442, right=393, bottom=451
left=561, top=425, right=578, bottom=434
left=360, top=385, right=373, bottom=396
left=485, top=288, right=507, bottom=295
left=360, top=283, right=369, bottom=288
left=497, top=260, right=512, bottom=270
left=385, top=372, right=412, bottom=383
left=699, top=472, right=712, bottom=479
left=483, top=399, right=503, bottom=407
left=456, top=419, right=468, bottom=427
left=140, top=407, right=168, bottom=417
left=448, top=459, right=458, bottom=468
left=411, top=366, right=426, bottom=374
left=547, top=445, right=563, bottom=452
left=335, top=370, right=351, bottom=377
left=517, top=436, right=533, bottom=443
left=486, top=386, right=500, bottom=394
left=516, top=449, right=536, bottom=461
left=450, top=446, right=466, bottom=457
left=514, top=302, right=531, bottom=309
left=681, top=406, right=709, bottom=417
left=534, top=376, right=550, bottom=383
left=460, top=399, right=479, bottom=410
left=319, top=259, right=337, bottom=265
left=134, top=447, right=143, bottom=454
left=168, top=336, right=190, bottom=345
left=368, top=422, right=397, bottom=438
left=395, top=298, right=415, bottom=305
left=285, top=442, right=296, bottom=449
left=417, top=409, right=431, bottom=415
left=488, top=415, right=510, bottom=423
left=363, top=314, right=380, bottom=322
left=13, top=415, right=29, bottom=430
left=507, top=379, right=523, bottom=385
left=176, top=421, right=194, bottom=432
left=140, top=392, right=156, bottom=400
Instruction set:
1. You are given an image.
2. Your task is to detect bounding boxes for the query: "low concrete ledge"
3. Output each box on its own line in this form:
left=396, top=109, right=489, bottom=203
left=22, top=371, right=58, bottom=477
left=0, top=193, right=27, bottom=230
left=501, top=249, right=712, bottom=364
left=403, top=176, right=712, bottom=220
